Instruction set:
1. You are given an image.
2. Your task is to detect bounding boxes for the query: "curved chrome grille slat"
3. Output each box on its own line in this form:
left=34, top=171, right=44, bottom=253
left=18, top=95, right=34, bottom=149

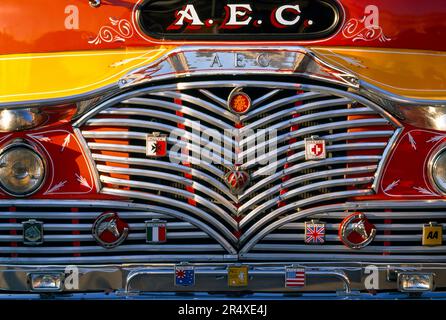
left=97, top=165, right=238, bottom=213
left=242, top=98, right=356, bottom=131
left=91, top=153, right=237, bottom=201
left=239, top=166, right=378, bottom=213
left=100, top=178, right=238, bottom=231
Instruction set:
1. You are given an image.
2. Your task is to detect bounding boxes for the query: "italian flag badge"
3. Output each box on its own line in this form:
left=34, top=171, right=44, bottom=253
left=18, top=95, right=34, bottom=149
left=146, top=220, right=167, bottom=243
left=146, top=133, right=167, bottom=157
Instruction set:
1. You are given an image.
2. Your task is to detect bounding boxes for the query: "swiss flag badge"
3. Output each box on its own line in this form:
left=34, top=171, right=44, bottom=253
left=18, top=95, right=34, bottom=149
left=304, top=137, right=326, bottom=160
left=146, top=133, right=167, bottom=157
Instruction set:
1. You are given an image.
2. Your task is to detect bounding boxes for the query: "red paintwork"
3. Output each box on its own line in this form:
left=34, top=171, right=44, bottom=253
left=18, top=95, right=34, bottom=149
left=1, top=0, right=446, bottom=55
left=355, top=124, right=446, bottom=201
left=0, top=123, right=116, bottom=200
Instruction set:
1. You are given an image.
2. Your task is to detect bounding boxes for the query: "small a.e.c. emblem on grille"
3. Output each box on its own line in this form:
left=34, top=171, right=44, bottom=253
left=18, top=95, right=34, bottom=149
left=305, top=137, right=326, bottom=160
left=23, top=219, right=44, bottom=245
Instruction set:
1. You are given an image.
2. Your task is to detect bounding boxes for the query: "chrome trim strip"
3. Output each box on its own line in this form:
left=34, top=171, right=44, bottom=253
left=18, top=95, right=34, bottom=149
left=240, top=177, right=374, bottom=221
left=251, top=244, right=446, bottom=254
left=122, top=97, right=234, bottom=129
left=97, top=165, right=237, bottom=213
left=198, top=89, right=227, bottom=108
left=244, top=142, right=383, bottom=173
left=90, top=153, right=236, bottom=201
left=372, top=127, right=403, bottom=192
left=73, top=81, right=402, bottom=128
left=73, top=128, right=102, bottom=192
left=240, top=253, right=446, bottom=262
left=240, top=118, right=390, bottom=154
left=241, top=156, right=381, bottom=199
left=263, top=234, right=427, bottom=242
left=85, top=118, right=236, bottom=150
left=242, top=132, right=391, bottom=169
left=241, top=91, right=329, bottom=122
left=239, top=190, right=374, bottom=239
left=239, top=166, right=377, bottom=213
left=118, top=46, right=359, bottom=88
left=101, top=188, right=238, bottom=244
left=0, top=232, right=210, bottom=242
left=242, top=98, right=357, bottom=131
left=103, top=105, right=233, bottom=130
left=125, top=267, right=352, bottom=295
left=87, top=142, right=233, bottom=168
left=0, top=244, right=225, bottom=254
left=83, top=130, right=236, bottom=163
left=0, top=255, right=237, bottom=264
left=240, top=200, right=446, bottom=255
left=251, top=89, right=282, bottom=109
left=0, top=200, right=237, bottom=255
left=101, top=177, right=237, bottom=228
left=149, top=91, right=239, bottom=122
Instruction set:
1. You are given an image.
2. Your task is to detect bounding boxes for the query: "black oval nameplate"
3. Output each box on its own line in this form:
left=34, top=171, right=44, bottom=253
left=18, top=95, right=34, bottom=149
left=137, top=0, right=343, bottom=41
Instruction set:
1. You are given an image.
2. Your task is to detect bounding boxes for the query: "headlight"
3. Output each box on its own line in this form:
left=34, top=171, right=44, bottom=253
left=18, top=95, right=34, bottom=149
left=431, top=149, right=446, bottom=193
left=0, top=108, right=45, bottom=132
left=0, top=143, right=45, bottom=197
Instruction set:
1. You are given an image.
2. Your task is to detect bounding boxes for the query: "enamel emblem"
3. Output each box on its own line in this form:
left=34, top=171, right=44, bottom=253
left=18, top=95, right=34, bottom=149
left=305, top=220, right=325, bottom=244
left=225, top=167, right=250, bottom=195
left=228, top=265, right=248, bottom=287
left=339, top=212, right=376, bottom=249
left=423, top=222, right=443, bottom=246
left=305, top=137, right=326, bottom=160
left=146, top=132, right=167, bottom=157
left=23, top=219, right=44, bottom=245
left=92, top=212, right=129, bottom=249
left=145, top=219, right=167, bottom=244
left=228, top=89, right=251, bottom=114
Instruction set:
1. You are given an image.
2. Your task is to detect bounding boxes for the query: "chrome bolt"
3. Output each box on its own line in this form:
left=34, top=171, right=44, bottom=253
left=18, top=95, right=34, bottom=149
left=89, top=0, right=101, bottom=8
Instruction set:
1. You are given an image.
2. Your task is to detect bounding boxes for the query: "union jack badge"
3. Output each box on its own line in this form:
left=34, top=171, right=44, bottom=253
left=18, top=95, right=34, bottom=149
left=304, top=137, right=326, bottom=160
left=146, top=132, right=167, bottom=157
left=305, top=220, right=325, bottom=244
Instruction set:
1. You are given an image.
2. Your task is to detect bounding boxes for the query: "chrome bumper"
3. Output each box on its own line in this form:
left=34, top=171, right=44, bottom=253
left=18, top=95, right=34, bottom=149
left=0, top=262, right=445, bottom=298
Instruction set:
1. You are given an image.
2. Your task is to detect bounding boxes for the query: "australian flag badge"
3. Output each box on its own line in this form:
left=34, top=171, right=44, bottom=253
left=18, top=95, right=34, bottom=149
left=175, top=265, right=195, bottom=286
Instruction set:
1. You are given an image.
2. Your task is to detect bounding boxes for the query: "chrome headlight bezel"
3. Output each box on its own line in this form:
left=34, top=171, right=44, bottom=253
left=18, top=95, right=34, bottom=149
left=429, top=145, right=446, bottom=194
left=0, top=140, right=46, bottom=197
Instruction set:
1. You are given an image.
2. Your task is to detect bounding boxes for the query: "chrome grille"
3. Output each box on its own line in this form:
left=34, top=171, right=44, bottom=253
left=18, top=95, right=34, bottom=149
left=77, top=79, right=400, bottom=255
left=0, top=201, right=236, bottom=264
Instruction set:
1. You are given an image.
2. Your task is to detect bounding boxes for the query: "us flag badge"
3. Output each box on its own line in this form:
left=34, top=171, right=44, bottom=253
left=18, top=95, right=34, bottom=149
left=305, top=220, right=325, bottom=244
left=304, top=137, right=326, bottom=160
left=175, top=265, right=195, bottom=286
left=285, top=267, right=305, bottom=288
left=146, top=132, right=167, bottom=157
left=145, top=219, right=167, bottom=243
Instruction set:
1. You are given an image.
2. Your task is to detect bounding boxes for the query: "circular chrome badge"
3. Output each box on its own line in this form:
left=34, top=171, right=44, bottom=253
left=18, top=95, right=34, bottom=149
left=225, top=167, right=250, bottom=195
left=228, top=90, right=251, bottom=114
left=339, top=212, right=376, bottom=249
left=92, top=212, right=129, bottom=249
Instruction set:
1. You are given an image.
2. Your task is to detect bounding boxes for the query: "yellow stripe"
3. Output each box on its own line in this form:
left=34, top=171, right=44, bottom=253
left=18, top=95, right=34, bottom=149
left=0, top=46, right=174, bottom=103
left=311, top=47, right=446, bottom=100
left=1, top=46, right=446, bottom=104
